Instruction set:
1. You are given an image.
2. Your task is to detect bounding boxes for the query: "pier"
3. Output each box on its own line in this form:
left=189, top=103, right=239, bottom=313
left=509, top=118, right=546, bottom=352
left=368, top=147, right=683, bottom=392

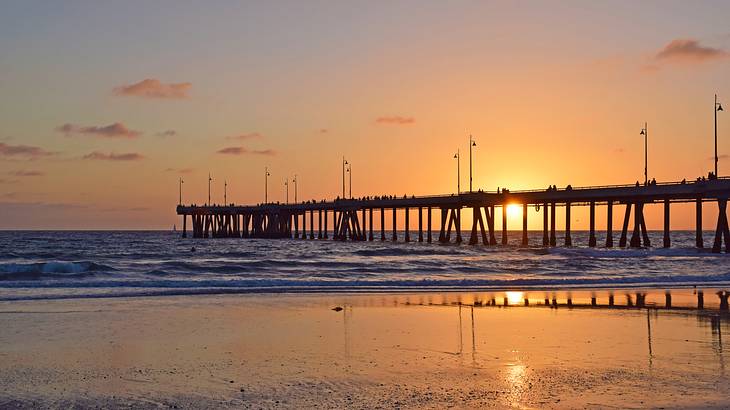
left=177, top=178, right=730, bottom=253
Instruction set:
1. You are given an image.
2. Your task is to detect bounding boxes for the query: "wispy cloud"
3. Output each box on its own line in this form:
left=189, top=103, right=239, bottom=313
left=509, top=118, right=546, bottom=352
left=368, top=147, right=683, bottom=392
left=9, top=170, right=44, bottom=177
left=99, top=206, right=150, bottom=212
left=57, top=122, right=141, bottom=139
left=655, top=39, right=729, bottom=63
left=0, top=142, right=57, bottom=158
left=83, top=151, right=145, bottom=161
left=156, top=129, right=177, bottom=137
left=0, top=201, right=87, bottom=210
left=318, top=129, right=329, bottom=134
left=113, top=78, right=191, bottom=99
left=225, top=132, right=263, bottom=140
left=375, top=116, right=415, bottom=125
left=217, top=146, right=276, bottom=156
left=165, top=167, right=194, bottom=174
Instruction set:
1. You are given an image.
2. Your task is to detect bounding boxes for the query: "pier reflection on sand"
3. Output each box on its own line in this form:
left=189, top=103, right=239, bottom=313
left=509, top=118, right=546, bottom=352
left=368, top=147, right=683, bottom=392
left=1, top=288, right=730, bottom=408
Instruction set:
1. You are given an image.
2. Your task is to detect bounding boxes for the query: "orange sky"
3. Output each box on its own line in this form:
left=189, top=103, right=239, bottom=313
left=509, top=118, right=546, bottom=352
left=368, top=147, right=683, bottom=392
left=1, top=2, right=729, bottom=229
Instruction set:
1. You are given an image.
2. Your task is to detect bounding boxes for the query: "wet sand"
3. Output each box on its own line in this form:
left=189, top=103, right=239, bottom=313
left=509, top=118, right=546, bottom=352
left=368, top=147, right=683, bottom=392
left=1, top=289, right=730, bottom=409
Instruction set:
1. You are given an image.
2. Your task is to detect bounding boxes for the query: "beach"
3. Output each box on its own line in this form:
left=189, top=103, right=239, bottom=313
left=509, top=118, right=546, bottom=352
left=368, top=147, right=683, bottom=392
left=2, top=289, right=729, bottom=409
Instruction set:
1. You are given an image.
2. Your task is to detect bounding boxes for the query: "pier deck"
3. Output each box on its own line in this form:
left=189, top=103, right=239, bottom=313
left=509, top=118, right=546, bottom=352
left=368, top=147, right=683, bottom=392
left=176, top=178, right=730, bottom=252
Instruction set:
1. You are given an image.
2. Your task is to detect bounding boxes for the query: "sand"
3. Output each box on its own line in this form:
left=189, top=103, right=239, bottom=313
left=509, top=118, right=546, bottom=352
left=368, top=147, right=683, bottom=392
left=1, top=289, right=729, bottom=409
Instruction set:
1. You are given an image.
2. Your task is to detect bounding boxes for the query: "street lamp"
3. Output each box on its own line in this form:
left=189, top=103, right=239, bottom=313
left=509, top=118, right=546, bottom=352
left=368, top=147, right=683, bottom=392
left=716, top=94, right=724, bottom=177
left=454, top=149, right=460, bottom=194
left=342, top=157, right=348, bottom=198
left=208, top=173, right=213, bottom=205
left=293, top=174, right=298, bottom=203
left=640, top=123, right=648, bottom=186
left=265, top=167, right=271, bottom=203
left=224, top=180, right=227, bottom=205
left=284, top=178, right=289, bottom=204
left=178, top=177, right=184, bottom=205
left=346, top=163, right=352, bottom=199
left=469, top=135, right=476, bottom=192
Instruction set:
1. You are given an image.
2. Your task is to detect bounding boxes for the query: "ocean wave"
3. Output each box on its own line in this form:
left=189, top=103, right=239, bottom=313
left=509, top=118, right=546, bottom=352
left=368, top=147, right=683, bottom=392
left=0, top=261, right=113, bottom=280
left=353, top=247, right=467, bottom=257
left=1, top=231, right=729, bottom=299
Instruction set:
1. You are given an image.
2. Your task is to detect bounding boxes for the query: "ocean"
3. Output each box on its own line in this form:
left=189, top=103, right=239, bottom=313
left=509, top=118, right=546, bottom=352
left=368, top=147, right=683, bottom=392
left=0, top=230, right=728, bottom=301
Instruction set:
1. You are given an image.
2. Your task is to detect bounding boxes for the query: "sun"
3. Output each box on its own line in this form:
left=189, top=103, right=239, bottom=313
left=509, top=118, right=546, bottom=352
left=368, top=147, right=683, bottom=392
left=506, top=203, right=521, bottom=218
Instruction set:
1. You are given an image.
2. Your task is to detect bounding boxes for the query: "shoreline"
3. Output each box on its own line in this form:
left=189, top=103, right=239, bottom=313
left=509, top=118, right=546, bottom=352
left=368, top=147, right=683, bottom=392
left=1, top=283, right=728, bottom=305
left=2, top=289, right=730, bottom=408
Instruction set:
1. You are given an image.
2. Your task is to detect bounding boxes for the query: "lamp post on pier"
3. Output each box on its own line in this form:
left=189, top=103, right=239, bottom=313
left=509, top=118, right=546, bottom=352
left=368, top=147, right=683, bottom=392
left=469, top=135, right=476, bottom=192
left=265, top=167, right=270, bottom=203
left=453, top=149, right=460, bottom=194
left=178, top=177, right=184, bottom=205
left=640, top=123, right=648, bottom=186
left=207, top=173, right=212, bottom=205
left=346, top=163, right=352, bottom=199
left=293, top=174, right=298, bottom=203
left=284, top=178, right=289, bottom=204
left=716, top=94, right=724, bottom=177
left=342, top=157, right=348, bottom=198
left=224, top=180, right=227, bottom=205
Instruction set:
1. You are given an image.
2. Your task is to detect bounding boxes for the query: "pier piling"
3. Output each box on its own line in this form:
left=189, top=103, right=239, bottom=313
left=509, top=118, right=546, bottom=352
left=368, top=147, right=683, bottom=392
left=369, top=208, right=374, bottom=241
left=697, top=198, right=704, bottom=248
left=418, top=207, right=423, bottom=242
left=663, top=199, right=670, bottom=248
left=404, top=207, right=410, bottom=242
left=522, top=203, right=528, bottom=246
left=427, top=207, right=432, bottom=243
left=550, top=202, right=556, bottom=246
left=565, top=202, right=572, bottom=246
left=542, top=202, right=549, bottom=246
left=501, top=205, right=507, bottom=245
left=588, top=201, right=596, bottom=247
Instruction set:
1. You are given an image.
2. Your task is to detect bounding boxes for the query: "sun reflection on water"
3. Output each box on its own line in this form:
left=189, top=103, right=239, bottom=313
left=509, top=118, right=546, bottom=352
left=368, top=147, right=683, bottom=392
left=505, top=362, right=528, bottom=406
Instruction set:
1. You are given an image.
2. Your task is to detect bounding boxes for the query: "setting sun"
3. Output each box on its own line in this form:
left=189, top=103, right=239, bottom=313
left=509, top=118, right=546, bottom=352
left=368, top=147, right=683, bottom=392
left=506, top=204, right=521, bottom=217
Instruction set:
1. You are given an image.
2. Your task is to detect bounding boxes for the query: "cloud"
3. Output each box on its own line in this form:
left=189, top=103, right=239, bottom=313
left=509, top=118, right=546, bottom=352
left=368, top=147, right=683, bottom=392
left=83, top=151, right=145, bottom=161
left=0, top=179, right=18, bottom=184
left=0, top=142, right=57, bottom=158
left=113, top=78, right=191, bottom=99
left=251, top=149, right=276, bottom=156
left=319, top=129, right=329, bottom=134
left=156, top=129, right=177, bottom=137
left=56, top=122, right=141, bottom=139
left=375, top=116, right=415, bottom=125
left=99, top=206, right=150, bottom=212
left=655, top=39, right=729, bottom=63
left=165, top=167, right=194, bottom=174
left=216, top=146, right=276, bottom=156
left=9, top=170, right=44, bottom=177
left=0, top=201, right=87, bottom=210
left=226, top=132, right=262, bottom=140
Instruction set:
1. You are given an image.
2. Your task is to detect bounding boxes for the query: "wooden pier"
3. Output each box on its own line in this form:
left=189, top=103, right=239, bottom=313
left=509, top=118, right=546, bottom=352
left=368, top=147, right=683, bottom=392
left=176, top=178, right=730, bottom=253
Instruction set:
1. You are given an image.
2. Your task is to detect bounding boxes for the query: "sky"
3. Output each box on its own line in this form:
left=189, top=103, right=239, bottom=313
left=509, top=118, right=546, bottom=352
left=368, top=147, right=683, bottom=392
left=1, top=0, right=730, bottom=230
